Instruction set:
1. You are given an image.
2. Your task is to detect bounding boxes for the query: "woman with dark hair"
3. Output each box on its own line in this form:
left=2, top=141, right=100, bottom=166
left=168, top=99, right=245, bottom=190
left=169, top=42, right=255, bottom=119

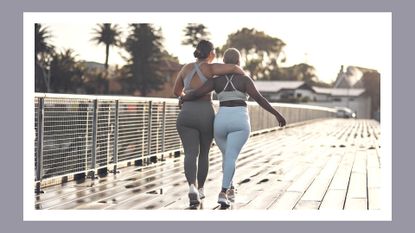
left=173, top=40, right=245, bottom=206
left=181, top=48, right=286, bottom=208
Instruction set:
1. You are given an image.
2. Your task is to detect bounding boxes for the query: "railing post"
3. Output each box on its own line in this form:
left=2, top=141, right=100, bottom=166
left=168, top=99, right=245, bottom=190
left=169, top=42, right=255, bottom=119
left=161, top=102, right=166, bottom=161
left=90, top=99, right=98, bottom=179
left=113, top=100, right=119, bottom=174
left=147, top=101, right=152, bottom=164
left=35, top=97, right=44, bottom=194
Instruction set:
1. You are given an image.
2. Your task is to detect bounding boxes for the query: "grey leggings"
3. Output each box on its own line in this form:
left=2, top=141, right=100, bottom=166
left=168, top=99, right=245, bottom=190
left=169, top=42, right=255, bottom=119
left=214, top=106, right=251, bottom=189
left=176, top=100, right=215, bottom=188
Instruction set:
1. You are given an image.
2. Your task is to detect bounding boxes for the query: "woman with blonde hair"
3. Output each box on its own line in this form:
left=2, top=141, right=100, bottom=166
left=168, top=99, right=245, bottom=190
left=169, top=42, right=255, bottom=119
left=173, top=40, right=245, bottom=206
left=181, top=48, right=286, bottom=208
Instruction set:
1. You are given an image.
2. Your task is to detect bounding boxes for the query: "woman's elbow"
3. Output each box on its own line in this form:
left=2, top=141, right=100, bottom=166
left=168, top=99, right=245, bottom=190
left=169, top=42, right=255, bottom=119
left=173, top=90, right=181, bottom=97
left=173, top=86, right=181, bottom=97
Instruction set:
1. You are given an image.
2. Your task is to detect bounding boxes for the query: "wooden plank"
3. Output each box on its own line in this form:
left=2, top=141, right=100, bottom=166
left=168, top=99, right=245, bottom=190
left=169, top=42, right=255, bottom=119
left=300, top=154, right=342, bottom=201
left=278, top=159, right=309, bottom=182
left=294, top=200, right=320, bottom=210
left=267, top=191, right=303, bottom=210
left=328, top=152, right=355, bottom=190
left=368, top=187, right=381, bottom=210
left=239, top=180, right=290, bottom=209
left=346, top=151, right=367, bottom=200
left=319, top=150, right=355, bottom=210
left=268, top=159, right=326, bottom=210
left=286, top=166, right=323, bottom=193
left=344, top=198, right=367, bottom=210
left=367, top=166, right=381, bottom=189
left=367, top=149, right=381, bottom=189
left=319, top=189, right=347, bottom=210
left=353, top=151, right=367, bottom=173
left=347, top=172, right=367, bottom=199
left=74, top=202, right=114, bottom=210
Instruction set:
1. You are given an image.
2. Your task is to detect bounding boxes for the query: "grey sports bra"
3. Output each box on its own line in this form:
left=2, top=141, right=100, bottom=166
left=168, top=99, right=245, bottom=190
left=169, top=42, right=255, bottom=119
left=216, top=75, right=249, bottom=102
left=183, top=62, right=208, bottom=94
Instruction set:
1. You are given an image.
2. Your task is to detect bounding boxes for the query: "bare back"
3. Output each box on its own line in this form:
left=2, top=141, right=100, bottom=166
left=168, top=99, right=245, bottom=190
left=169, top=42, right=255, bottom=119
left=182, top=62, right=213, bottom=100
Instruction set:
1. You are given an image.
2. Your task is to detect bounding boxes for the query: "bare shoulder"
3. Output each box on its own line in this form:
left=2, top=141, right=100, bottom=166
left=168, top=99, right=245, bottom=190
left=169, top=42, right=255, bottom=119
left=198, top=62, right=213, bottom=78
left=182, top=63, right=194, bottom=71
left=178, top=63, right=195, bottom=76
left=198, top=62, right=211, bottom=71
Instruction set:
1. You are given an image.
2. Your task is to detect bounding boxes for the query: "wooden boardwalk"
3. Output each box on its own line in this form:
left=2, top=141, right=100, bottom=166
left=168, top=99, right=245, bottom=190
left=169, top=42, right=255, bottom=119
left=35, top=118, right=381, bottom=210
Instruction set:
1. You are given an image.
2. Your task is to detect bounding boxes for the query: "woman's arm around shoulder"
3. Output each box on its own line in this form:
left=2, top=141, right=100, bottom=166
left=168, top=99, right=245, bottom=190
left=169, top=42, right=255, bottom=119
left=207, top=63, right=246, bottom=77
left=181, top=78, right=215, bottom=101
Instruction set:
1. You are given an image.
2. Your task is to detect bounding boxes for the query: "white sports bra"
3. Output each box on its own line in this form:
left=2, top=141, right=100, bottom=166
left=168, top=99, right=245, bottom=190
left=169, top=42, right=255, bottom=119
left=183, top=62, right=208, bottom=94
left=216, top=75, right=249, bottom=102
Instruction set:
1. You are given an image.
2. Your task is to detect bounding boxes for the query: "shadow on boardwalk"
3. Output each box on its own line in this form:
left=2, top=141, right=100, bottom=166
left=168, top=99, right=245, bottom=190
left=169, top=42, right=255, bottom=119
left=35, top=119, right=381, bottom=211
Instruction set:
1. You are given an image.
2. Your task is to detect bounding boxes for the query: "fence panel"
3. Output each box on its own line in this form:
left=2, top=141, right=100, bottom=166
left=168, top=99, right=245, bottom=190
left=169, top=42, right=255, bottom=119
left=34, top=94, right=336, bottom=185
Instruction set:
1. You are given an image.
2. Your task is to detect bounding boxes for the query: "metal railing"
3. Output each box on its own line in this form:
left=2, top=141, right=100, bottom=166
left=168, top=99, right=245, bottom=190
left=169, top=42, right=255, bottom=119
left=34, top=93, right=336, bottom=191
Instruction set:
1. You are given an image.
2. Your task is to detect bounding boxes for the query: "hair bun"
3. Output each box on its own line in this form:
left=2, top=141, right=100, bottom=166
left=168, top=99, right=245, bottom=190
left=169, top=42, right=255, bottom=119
left=193, top=49, right=201, bottom=58
left=194, top=40, right=214, bottom=59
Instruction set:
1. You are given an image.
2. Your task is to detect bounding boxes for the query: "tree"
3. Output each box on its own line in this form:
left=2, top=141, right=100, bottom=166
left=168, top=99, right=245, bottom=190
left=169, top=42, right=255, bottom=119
left=358, top=68, right=380, bottom=118
left=49, top=49, right=85, bottom=93
left=122, top=24, right=167, bottom=96
left=82, top=68, right=108, bottom=94
left=91, top=23, right=122, bottom=70
left=182, top=23, right=210, bottom=47
left=222, top=28, right=286, bottom=79
left=267, top=63, right=330, bottom=87
left=35, top=23, right=54, bottom=92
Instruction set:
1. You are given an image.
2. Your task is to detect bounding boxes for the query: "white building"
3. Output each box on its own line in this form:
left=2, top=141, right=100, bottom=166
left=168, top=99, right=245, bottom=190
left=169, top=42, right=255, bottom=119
left=310, top=87, right=371, bottom=119
left=254, top=81, right=372, bottom=119
left=254, top=81, right=315, bottom=102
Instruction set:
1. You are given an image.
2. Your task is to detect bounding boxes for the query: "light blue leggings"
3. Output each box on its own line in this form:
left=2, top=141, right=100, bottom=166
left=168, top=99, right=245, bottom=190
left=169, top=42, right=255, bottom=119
left=214, top=106, right=251, bottom=189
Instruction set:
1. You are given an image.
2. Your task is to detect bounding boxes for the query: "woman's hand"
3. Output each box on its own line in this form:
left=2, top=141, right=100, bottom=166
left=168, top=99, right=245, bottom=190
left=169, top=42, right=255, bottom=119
left=275, top=114, right=286, bottom=127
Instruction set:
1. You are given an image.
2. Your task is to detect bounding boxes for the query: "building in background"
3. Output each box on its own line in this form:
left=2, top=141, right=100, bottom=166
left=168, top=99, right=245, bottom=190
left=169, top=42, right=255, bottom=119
left=254, top=80, right=371, bottom=119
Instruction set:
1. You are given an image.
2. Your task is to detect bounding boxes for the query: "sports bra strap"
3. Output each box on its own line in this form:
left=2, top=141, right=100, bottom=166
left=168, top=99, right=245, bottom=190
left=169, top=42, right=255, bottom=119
left=194, top=63, right=208, bottom=83
left=183, top=63, right=208, bottom=90
left=222, top=75, right=236, bottom=92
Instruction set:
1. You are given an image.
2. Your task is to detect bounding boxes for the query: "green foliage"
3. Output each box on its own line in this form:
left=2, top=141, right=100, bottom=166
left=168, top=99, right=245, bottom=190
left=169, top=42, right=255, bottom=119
left=359, top=69, right=380, bottom=116
left=35, top=24, right=55, bottom=92
left=82, top=68, right=108, bottom=94
left=182, top=23, right=210, bottom=47
left=35, top=24, right=54, bottom=59
left=122, top=24, right=167, bottom=96
left=49, top=49, right=85, bottom=93
left=221, top=28, right=286, bottom=79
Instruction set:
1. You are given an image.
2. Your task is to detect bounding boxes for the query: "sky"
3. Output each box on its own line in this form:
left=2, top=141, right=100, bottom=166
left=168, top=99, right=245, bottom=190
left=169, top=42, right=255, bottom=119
left=41, top=12, right=391, bottom=84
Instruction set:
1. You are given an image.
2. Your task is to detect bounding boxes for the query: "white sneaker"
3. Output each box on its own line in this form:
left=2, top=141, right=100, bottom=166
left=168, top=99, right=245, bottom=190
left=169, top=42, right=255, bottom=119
left=198, top=188, right=205, bottom=199
left=217, top=192, right=230, bottom=208
left=188, top=184, right=200, bottom=205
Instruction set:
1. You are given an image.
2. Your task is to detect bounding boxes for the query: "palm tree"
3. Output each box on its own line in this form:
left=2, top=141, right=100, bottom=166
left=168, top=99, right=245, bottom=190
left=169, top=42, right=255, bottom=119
left=35, top=23, right=54, bottom=92
left=91, top=23, right=122, bottom=70
left=49, top=49, right=84, bottom=93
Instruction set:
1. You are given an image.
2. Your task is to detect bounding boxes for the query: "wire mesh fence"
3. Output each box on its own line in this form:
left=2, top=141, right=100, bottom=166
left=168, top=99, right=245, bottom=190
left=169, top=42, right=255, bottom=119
left=34, top=93, right=336, bottom=188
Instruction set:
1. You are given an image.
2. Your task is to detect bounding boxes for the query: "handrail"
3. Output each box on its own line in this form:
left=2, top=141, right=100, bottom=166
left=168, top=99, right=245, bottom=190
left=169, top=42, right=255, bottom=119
left=34, top=93, right=337, bottom=192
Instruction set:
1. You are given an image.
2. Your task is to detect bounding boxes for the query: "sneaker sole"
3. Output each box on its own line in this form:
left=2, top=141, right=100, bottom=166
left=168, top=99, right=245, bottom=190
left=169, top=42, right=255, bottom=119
left=218, top=200, right=230, bottom=208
